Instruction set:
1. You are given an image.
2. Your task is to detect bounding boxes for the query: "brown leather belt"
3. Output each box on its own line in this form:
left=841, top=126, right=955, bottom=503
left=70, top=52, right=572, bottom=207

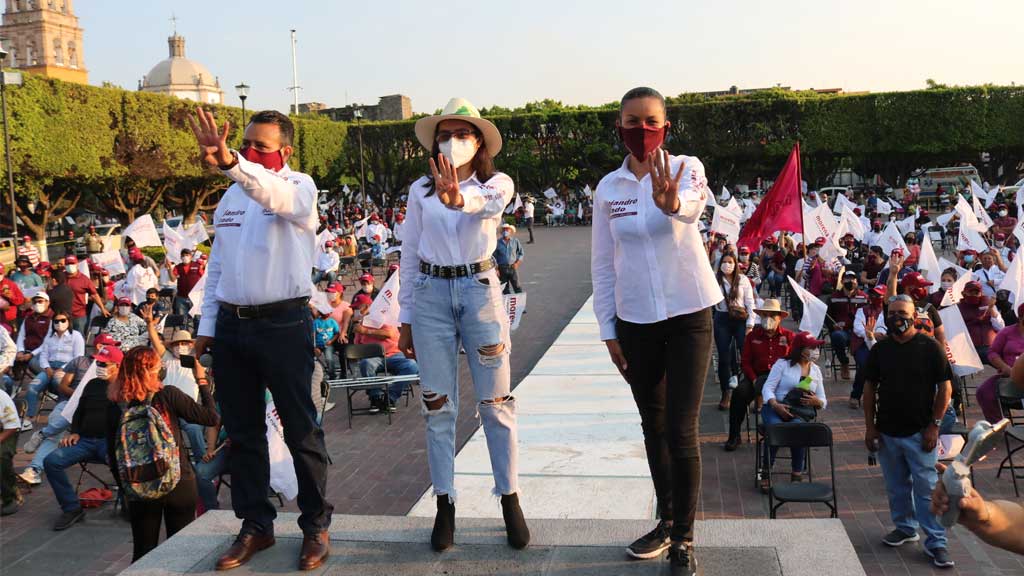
left=419, top=258, right=495, bottom=279
left=220, top=297, right=310, bottom=320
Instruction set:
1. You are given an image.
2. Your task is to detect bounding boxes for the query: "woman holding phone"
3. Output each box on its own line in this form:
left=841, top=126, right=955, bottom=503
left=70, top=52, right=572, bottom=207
left=591, top=87, right=720, bottom=575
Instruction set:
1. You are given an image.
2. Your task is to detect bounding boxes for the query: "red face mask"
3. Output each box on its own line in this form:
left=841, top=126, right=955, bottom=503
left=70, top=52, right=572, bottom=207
left=240, top=146, right=285, bottom=172
left=618, top=124, right=667, bottom=161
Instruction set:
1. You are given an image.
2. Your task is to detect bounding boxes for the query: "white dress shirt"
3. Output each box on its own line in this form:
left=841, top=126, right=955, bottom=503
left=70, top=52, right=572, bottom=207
left=975, top=266, right=1005, bottom=298
left=0, top=327, right=15, bottom=372
left=398, top=172, right=515, bottom=324
left=591, top=154, right=722, bottom=340
left=125, top=263, right=158, bottom=305
left=316, top=251, right=340, bottom=273
left=39, top=329, right=85, bottom=369
left=365, top=222, right=391, bottom=244
left=853, top=307, right=887, bottom=349
left=524, top=203, right=535, bottom=219
left=715, top=275, right=756, bottom=328
left=198, top=153, right=318, bottom=338
left=393, top=220, right=406, bottom=242
left=761, top=358, right=827, bottom=409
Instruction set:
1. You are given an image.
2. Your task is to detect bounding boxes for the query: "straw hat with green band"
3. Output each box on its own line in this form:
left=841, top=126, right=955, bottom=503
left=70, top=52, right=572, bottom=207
left=414, top=97, right=503, bottom=157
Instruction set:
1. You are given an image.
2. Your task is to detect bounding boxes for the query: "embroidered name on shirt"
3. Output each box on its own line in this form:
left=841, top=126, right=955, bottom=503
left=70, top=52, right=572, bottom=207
left=217, top=209, right=246, bottom=228
left=609, top=198, right=638, bottom=220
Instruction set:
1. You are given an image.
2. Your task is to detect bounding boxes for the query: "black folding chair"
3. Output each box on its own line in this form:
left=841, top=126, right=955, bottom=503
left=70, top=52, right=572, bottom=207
left=995, top=378, right=1024, bottom=496
left=341, top=344, right=391, bottom=427
left=765, top=422, right=838, bottom=519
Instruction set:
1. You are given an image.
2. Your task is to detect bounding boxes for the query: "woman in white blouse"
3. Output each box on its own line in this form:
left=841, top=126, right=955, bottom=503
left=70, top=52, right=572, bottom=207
left=22, top=310, right=85, bottom=429
left=760, top=332, right=827, bottom=491
left=713, top=252, right=756, bottom=410
left=396, top=98, right=528, bottom=553
left=591, top=87, right=720, bottom=572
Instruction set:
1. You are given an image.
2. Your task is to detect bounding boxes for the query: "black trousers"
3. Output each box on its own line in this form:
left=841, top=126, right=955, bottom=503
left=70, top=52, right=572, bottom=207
left=214, top=304, right=333, bottom=537
left=498, top=264, right=522, bottom=294
left=728, top=375, right=768, bottom=440
left=128, top=476, right=198, bottom=562
left=616, top=308, right=712, bottom=542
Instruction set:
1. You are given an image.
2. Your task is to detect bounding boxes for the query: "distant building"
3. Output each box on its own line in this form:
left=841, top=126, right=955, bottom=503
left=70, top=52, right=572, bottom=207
left=0, top=0, right=88, bottom=84
left=139, top=34, right=223, bottom=105
left=694, top=86, right=851, bottom=98
left=295, top=94, right=413, bottom=121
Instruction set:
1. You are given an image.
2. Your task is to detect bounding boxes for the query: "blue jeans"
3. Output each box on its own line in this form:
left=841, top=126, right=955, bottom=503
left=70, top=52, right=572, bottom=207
left=212, top=304, right=333, bottom=536
left=173, top=296, right=193, bottom=318
left=180, top=420, right=207, bottom=463
left=29, top=400, right=72, bottom=472
left=851, top=345, right=870, bottom=399
left=877, top=431, right=947, bottom=550
left=410, top=267, right=517, bottom=501
left=26, top=361, right=68, bottom=417
left=71, top=316, right=87, bottom=337
left=766, top=270, right=785, bottom=298
left=43, top=436, right=108, bottom=513
left=195, top=446, right=229, bottom=512
left=830, top=330, right=850, bottom=365
left=760, top=405, right=807, bottom=473
left=311, top=270, right=336, bottom=285
left=713, top=311, right=746, bottom=394
left=360, top=353, right=419, bottom=404
left=318, top=346, right=340, bottom=378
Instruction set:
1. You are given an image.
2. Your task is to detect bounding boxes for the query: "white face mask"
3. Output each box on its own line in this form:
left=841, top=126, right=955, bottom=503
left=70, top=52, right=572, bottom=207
left=763, top=316, right=780, bottom=331
left=32, top=303, right=47, bottom=314
left=805, top=348, right=821, bottom=362
left=720, top=262, right=735, bottom=274
left=117, top=306, right=131, bottom=317
left=96, top=365, right=108, bottom=379
left=439, top=138, right=478, bottom=169
left=502, top=231, right=510, bottom=239
left=996, top=241, right=1005, bottom=248
left=65, top=265, right=76, bottom=274
left=175, top=344, right=192, bottom=357
left=53, top=320, right=68, bottom=333
left=360, top=284, right=372, bottom=293
left=940, top=280, right=953, bottom=290
left=999, top=211, right=1008, bottom=217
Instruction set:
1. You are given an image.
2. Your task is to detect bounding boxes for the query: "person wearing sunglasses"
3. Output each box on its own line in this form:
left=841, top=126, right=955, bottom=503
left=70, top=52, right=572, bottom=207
left=21, top=313, right=84, bottom=432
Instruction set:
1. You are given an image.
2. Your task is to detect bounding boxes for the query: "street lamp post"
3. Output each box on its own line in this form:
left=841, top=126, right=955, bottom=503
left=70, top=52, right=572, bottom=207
left=234, top=82, right=249, bottom=130
left=354, top=109, right=367, bottom=213
left=0, top=45, right=17, bottom=239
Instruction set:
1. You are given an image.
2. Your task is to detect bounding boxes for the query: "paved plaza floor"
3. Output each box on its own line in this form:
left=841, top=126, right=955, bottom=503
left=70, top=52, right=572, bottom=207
left=2, top=225, right=1024, bottom=575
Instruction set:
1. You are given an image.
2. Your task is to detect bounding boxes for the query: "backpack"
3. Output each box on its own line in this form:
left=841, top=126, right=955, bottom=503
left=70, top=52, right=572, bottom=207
left=115, top=399, right=180, bottom=500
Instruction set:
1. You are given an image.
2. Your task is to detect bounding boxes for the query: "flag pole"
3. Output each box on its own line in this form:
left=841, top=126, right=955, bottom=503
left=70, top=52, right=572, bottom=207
left=796, top=141, right=807, bottom=260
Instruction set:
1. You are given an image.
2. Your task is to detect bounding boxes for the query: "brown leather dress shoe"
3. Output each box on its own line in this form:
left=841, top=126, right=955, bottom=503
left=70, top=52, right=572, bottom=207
left=299, top=531, right=330, bottom=571
left=216, top=533, right=276, bottom=571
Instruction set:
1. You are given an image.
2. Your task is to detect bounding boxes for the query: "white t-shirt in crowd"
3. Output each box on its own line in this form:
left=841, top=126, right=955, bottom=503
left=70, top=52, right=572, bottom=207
left=162, top=350, right=198, bottom=401
left=0, top=389, right=20, bottom=431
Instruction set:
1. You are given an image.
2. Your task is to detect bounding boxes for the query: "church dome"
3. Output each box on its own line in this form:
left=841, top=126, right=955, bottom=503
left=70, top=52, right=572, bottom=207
left=140, top=35, right=223, bottom=103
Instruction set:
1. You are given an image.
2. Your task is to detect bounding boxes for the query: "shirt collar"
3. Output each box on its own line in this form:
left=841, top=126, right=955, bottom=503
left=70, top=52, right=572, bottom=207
left=460, top=172, right=481, bottom=186
left=610, top=156, right=637, bottom=183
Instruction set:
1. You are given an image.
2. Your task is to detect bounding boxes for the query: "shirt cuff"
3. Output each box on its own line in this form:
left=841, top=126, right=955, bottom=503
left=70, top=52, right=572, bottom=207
left=197, top=315, right=217, bottom=338
left=398, top=309, right=413, bottom=325
left=599, top=320, right=617, bottom=341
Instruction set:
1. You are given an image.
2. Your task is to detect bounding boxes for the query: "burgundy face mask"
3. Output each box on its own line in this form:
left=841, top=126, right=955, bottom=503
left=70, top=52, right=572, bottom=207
left=618, top=124, right=667, bottom=161
left=240, top=146, right=285, bottom=172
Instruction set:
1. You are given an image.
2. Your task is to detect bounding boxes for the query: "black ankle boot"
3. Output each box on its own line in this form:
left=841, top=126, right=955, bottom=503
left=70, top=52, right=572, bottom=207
left=431, top=495, right=455, bottom=552
left=500, top=493, right=530, bottom=549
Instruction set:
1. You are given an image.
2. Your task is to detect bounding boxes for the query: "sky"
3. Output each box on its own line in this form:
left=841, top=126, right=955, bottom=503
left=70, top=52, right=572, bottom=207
left=77, top=0, right=1023, bottom=115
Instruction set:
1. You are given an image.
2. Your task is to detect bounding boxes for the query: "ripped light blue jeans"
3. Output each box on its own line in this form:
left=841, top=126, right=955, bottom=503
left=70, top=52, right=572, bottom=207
left=411, top=267, right=518, bottom=503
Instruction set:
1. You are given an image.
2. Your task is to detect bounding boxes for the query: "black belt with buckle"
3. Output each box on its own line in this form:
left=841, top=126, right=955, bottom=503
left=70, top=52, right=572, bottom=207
left=221, top=297, right=310, bottom=320
left=419, top=258, right=496, bottom=279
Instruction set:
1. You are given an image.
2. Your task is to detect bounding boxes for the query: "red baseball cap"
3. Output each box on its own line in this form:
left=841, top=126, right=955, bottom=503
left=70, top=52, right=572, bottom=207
left=94, top=333, right=121, bottom=348
left=792, top=331, right=825, bottom=349
left=93, top=346, right=124, bottom=365
left=920, top=209, right=929, bottom=216
left=870, top=284, right=887, bottom=298
left=358, top=273, right=374, bottom=283
left=22, top=235, right=30, bottom=242
left=65, top=255, right=78, bottom=265
left=814, top=237, right=827, bottom=246
left=352, top=293, right=373, bottom=309
left=961, top=249, right=979, bottom=256
left=129, top=248, right=144, bottom=261
left=116, top=297, right=132, bottom=306
left=901, top=271, right=933, bottom=289
left=854, top=208, right=862, bottom=215
left=995, top=233, right=1007, bottom=241
left=326, top=282, right=344, bottom=294
left=325, top=240, right=334, bottom=247
left=738, top=246, right=751, bottom=255
left=964, top=280, right=983, bottom=293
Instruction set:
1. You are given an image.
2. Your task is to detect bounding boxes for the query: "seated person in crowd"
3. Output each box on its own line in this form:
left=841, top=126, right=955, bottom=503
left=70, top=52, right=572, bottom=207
left=929, top=268, right=958, bottom=309
left=103, top=297, right=149, bottom=350
left=826, top=271, right=867, bottom=381
left=351, top=293, right=418, bottom=414
left=352, top=273, right=379, bottom=303
left=313, top=306, right=342, bottom=379
left=0, top=325, right=14, bottom=396
left=977, top=303, right=1024, bottom=423
left=860, top=246, right=886, bottom=289
left=313, top=240, right=340, bottom=286
left=43, top=346, right=121, bottom=531
left=958, top=280, right=1004, bottom=363
left=18, top=334, right=120, bottom=486
left=724, top=299, right=793, bottom=451
left=0, top=386, right=21, bottom=516
left=760, top=331, right=827, bottom=492
left=15, top=291, right=54, bottom=379
left=23, top=311, right=85, bottom=431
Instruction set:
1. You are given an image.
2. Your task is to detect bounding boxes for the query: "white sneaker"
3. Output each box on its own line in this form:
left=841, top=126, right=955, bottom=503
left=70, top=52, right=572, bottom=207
left=23, top=430, right=45, bottom=453
left=17, top=467, right=41, bottom=485
left=728, top=375, right=738, bottom=389
left=324, top=402, right=337, bottom=413
left=19, top=419, right=33, bottom=432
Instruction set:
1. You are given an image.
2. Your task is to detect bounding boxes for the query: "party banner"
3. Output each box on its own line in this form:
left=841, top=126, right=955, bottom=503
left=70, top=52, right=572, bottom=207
left=362, top=270, right=401, bottom=329
left=504, top=291, right=528, bottom=331
left=938, top=305, right=984, bottom=377
left=266, top=402, right=298, bottom=500
left=122, top=215, right=162, bottom=248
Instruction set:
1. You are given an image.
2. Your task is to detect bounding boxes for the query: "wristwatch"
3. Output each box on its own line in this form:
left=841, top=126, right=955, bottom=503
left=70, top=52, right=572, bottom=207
left=931, top=419, right=942, bottom=428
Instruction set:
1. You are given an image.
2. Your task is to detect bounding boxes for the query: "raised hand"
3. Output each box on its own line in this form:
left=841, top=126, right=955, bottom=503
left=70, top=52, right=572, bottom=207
left=429, top=153, right=462, bottom=208
left=647, top=149, right=685, bottom=214
left=187, top=107, right=233, bottom=169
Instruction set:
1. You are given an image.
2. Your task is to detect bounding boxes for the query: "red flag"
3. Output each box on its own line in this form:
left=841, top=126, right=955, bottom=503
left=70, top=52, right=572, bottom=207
left=737, top=142, right=804, bottom=251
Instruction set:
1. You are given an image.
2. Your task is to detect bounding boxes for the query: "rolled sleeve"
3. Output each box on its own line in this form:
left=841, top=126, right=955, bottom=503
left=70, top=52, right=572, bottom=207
left=457, top=173, right=514, bottom=218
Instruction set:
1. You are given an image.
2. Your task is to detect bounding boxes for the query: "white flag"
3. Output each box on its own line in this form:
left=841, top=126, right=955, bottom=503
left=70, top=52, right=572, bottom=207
left=971, top=179, right=995, bottom=208
left=937, top=257, right=969, bottom=280
left=543, top=187, right=557, bottom=199
left=163, top=221, right=194, bottom=265
left=506, top=192, right=524, bottom=215
left=362, top=270, right=401, bottom=329
left=352, top=215, right=369, bottom=239
left=938, top=306, right=985, bottom=377
left=504, top=291, right=528, bottom=331
left=724, top=197, right=743, bottom=219
left=122, top=215, right=162, bottom=248
left=896, top=215, right=917, bottom=236
left=918, top=236, right=943, bottom=286
left=720, top=186, right=731, bottom=201
left=742, top=198, right=757, bottom=222
left=956, top=224, right=988, bottom=253
left=836, top=205, right=865, bottom=241
left=1013, top=218, right=1024, bottom=248
left=999, top=246, right=1024, bottom=306
left=941, top=270, right=974, bottom=307
left=786, top=276, right=827, bottom=336
left=583, top=185, right=593, bottom=199
left=875, top=199, right=892, bottom=214
left=266, top=402, right=299, bottom=500
left=60, top=361, right=98, bottom=421
left=184, top=221, right=210, bottom=245
left=832, top=192, right=853, bottom=215
left=972, top=194, right=994, bottom=231
left=711, top=204, right=742, bottom=245
left=877, top=222, right=909, bottom=256
left=936, top=210, right=957, bottom=227
left=90, top=250, right=126, bottom=276
left=187, top=272, right=207, bottom=317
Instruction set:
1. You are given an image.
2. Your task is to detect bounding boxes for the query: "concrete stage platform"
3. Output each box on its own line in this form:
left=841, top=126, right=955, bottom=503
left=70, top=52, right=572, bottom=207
left=118, top=511, right=865, bottom=576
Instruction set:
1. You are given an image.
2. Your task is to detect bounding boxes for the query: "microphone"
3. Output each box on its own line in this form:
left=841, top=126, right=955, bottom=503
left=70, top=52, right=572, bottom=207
left=199, top=353, right=213, bottom=368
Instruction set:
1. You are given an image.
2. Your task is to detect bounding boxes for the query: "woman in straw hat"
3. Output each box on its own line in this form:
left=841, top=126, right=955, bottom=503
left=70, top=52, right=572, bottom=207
left=591, top=87, right=719, bottom=575
left=397, top=98, right=529, bottom=552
